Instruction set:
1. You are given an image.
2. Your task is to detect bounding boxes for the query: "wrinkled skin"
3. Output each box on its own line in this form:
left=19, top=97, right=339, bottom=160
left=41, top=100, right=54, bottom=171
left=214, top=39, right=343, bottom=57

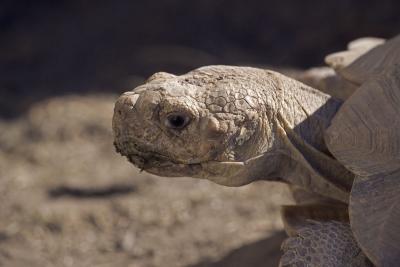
left=113, top=67, right=275, bottom=186
left=113, top=65, right=353, bottom=200
left=112, top=65, right=374, bottom=266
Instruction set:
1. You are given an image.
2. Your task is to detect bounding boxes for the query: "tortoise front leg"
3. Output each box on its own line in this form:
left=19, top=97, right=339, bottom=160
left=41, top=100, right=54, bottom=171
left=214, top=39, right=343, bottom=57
left=279, top=220, right=372, bottom=267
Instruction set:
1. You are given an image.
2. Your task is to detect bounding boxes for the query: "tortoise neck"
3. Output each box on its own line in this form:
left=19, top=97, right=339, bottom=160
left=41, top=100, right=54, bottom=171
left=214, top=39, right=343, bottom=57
left=258, top=73, right=353, bottom=202
left=275, top=73, right=343, bottom=152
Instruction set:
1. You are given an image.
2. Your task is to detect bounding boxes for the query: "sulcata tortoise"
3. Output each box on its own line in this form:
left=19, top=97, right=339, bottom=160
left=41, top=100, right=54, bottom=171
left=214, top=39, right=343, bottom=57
left=112, top=34, right=400, bottom=267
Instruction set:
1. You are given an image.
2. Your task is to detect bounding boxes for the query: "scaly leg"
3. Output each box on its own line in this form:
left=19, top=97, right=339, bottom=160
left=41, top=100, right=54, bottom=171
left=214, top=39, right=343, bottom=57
left=279, top=220, right=373, bottom=267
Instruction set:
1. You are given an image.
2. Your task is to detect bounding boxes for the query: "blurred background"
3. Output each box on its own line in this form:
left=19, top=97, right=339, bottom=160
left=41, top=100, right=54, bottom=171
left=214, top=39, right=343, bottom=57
left=0, top=1, right=399, bottom=266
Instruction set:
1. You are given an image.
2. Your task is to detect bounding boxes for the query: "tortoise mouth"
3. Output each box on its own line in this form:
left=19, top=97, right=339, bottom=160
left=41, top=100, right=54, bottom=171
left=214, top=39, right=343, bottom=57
left=124, top=152, right=251, bottom=187
left=114, top=140, right=205, bottom=177
left=127, top=152, right=205, bottom=177
left=114, top=138, right=249, bottom=184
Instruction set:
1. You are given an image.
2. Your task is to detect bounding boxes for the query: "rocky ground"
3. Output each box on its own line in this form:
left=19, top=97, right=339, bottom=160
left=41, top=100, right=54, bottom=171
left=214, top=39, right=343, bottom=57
left=0, top=94, right=293, bottom=267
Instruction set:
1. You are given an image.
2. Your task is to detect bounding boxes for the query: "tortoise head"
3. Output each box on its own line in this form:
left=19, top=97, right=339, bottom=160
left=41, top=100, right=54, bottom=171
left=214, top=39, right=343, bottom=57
left=112, top=66, right=275, bottom=186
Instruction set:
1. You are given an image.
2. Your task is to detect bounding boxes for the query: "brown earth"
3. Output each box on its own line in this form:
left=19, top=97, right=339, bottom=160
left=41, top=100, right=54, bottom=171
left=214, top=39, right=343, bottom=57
left=2, top=2, right=398, bottom=266
left=0, top=94, right=293, bottom=267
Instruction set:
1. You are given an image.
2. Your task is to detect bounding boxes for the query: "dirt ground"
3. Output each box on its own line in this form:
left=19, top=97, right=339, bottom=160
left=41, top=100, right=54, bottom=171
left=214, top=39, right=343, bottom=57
left=2, top=2, right=399, bottom=266
left=0, top=94, right=294, bottom=267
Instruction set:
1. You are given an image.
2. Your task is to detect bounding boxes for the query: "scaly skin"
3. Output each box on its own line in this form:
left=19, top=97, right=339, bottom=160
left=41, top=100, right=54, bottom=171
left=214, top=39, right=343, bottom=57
left=112, top=65, right=371, bottom=266
left=113, top=65, right=353, bottom=201
left=280, top=220, right=373, bottom=267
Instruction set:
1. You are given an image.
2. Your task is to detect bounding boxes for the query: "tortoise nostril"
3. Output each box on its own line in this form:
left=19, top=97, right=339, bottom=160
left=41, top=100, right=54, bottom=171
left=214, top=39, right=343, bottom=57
left=114, top=93, right=142, bottom=120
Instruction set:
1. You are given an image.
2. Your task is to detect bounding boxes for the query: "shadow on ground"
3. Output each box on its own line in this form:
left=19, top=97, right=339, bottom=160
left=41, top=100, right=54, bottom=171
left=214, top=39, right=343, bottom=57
left=188, top=231, right=286, bottom=267
left=48, top=184, right=136, bottom=199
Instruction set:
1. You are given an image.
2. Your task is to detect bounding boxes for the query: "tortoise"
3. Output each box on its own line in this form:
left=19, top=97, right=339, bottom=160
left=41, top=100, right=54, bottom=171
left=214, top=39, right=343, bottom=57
left=112, top=34, right=400, bottom=266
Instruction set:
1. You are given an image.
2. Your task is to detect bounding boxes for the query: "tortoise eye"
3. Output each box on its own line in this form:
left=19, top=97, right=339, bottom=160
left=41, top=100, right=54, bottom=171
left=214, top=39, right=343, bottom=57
left=164, top=112, right=191, bottom=129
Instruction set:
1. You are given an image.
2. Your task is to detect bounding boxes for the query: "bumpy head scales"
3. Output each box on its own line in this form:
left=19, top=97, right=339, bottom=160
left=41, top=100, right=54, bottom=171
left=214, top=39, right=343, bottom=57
left=113, top=66, right=277, bottom=186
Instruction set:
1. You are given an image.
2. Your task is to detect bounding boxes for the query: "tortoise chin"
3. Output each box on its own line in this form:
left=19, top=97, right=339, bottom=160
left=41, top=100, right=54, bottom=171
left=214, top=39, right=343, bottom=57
left=126, top=151, right=253, bottom=186
left=140, top=160, right=204, bottom=178
left=145, top=165, right=202, bottom=178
